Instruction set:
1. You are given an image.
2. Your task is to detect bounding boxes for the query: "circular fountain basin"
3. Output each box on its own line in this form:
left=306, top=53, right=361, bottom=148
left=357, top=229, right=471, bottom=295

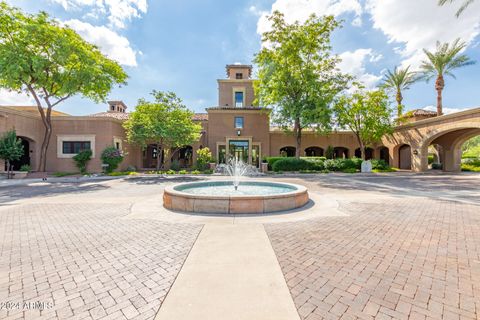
left=163, top=180, right=309, bottom=214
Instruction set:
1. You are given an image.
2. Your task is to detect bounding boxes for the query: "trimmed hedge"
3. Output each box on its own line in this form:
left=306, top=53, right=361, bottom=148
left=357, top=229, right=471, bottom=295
left=272, top=158, right=316, bottom=172
left=268, top=156, right=392, bottom=172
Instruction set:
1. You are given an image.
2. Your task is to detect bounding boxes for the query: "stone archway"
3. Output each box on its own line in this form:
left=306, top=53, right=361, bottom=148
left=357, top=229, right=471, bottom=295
left=280, top=146, right=296, bottom=157
left=304, top=146, right=324, bottom=157
left=333, top=147, right=349, bottom=159
left=419, top=123, right=480, bottom=172
left=378, top=147, right=390, bottom=164
left=354, top=147, right=374, bottom=160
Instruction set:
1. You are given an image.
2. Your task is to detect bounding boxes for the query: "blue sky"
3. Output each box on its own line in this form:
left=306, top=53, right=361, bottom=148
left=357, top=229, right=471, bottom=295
left=3, top=0, right=480, bottom=115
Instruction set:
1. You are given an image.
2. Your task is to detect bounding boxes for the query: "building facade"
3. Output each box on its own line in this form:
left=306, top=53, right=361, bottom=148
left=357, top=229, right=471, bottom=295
left=1, top=64, right=479, bottom=173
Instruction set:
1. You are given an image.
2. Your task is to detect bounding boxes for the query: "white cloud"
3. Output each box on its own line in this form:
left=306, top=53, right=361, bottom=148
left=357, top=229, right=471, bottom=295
left=0, top=89, right=34, bottom=106
left=423, top=105, right=470, bottom=115
left=338, top=48, right=382, bottom=89
left=65, top=19, right=138, bottom=66
left=51, top=0, right=147, bottom=29
left=256, top=0, right=363, bottom=35
left=366, top=0, right=480, bottom=69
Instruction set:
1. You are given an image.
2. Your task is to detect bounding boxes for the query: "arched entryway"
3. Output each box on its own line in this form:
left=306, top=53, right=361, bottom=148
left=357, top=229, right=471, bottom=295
left=143, top=144, right=165, bottom=169
left=304, top=146, right=324, bottom=157
left=171, top=146, right=193, bottom=168
left=398, top=144, right=412, bottom=170
left=280, top=146, right=296, bottom=157
left=5, top=136, right=32, bottom=171
left=354, top=147, right=374, bottom=160
left=419, top=124, right=480, bottom=172
left=379, top=147, right=390, bottom=164
left=333, top=147, right=349, bottom=159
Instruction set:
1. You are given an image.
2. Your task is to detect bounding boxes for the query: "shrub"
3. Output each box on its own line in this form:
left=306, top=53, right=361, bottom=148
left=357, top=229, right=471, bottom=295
left=428, top=155, right=434, bottom=164
left=179, top=169, right=187, bottom=174
left=431, top=163, right=443, bottom=170
left=19, top=164, right=31, bottom=172
left=166, top=169, right=176, bottom=174
left=191, top=170, right=201, bottom=174
left=266, top=157, right=285, bottom=170
left=170, top=159, right=181, bottom=171
left=371, top=159, right=389, bottom=170
left=72, top=149, right=92, bottom=174
left=101, top=147, right=124, bottom=173
left=196, top=147, right=212, bottom=170
left=341, top=168, right=357, bottom=174
left=323, top=159, right=339, bottom=171
left=272, top=158, right=316, bottom=172
left=126, top=165, right=136, bottom=172
left=202, top=169, right=214, bottom=174
left=325, top=145, right=334, bottom=159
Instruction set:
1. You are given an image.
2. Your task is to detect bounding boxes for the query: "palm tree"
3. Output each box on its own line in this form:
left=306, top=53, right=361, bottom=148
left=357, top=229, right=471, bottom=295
left=438, top=0, right=475, bottom=17
left=382, top=66, right=418, bottom=117
left=419, top=38, right=475, bottom=116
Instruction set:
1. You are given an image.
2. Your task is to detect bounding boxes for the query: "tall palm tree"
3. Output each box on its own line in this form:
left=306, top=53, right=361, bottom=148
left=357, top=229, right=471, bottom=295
left=382, top=66, right=418, bottom=117
left=419, top=38, right=475, bottom=116
left=438, top=0, right=475, bottom=17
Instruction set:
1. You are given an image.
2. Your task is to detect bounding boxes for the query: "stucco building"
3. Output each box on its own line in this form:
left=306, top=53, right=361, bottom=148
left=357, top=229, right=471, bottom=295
left=1, top=64, right=479, bottom=173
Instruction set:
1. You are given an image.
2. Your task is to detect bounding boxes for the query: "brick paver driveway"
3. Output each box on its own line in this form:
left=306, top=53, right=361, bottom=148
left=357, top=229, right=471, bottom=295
left=0, top=180, right=202, bottom=320
left=266, top=174, right=480, bottom=320
left=0, top=173, right=479, bottom=320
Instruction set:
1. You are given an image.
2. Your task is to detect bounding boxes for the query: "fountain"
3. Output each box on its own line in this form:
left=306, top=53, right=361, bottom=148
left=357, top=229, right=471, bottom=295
left=163, top=158, right=309, bottom=214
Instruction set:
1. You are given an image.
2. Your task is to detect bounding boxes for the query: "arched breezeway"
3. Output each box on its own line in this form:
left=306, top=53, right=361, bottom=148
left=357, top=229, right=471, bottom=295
left=304, top=146, right=324, bottom=157
left=5, top=136, right=35, bottom=171
left=333, top=147, right=349, bottom=159
left=280, top=146, right=296, bottom=157
left=419, top=124, right=480, bottom=172
left=354, top=147, right=374, bottom=160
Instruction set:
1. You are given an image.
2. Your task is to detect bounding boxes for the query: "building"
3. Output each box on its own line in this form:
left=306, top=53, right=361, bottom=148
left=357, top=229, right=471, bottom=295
left=1, top=64, right=480, bottom=173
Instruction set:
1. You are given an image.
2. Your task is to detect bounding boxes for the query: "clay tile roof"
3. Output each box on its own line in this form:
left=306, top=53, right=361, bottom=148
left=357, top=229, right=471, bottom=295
left=192, top=113, right=208, bottom=121
left=88, top=112, right=130, bottom=120
left=88, top=112, right=208, bottom=121
left=403, top=109, right=438, bottom=118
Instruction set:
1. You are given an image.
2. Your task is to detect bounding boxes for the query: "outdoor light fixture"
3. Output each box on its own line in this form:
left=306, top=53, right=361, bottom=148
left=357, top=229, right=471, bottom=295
left=237, top=130, right=241, bottom=136
left=413, top=149, right=418, bottom=155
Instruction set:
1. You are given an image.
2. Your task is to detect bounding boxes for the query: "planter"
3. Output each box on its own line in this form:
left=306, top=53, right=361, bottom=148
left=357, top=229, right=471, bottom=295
left=12, top=171, right=28, bottom=179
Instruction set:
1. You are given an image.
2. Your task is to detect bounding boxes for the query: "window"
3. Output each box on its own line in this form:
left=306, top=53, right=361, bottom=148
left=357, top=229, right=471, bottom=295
left=62, top=141, right=91, bottom=154
left=115, top=142, right=120, bottom=150
left=235, top=91, right=244, bottom=107
left=234, top=116, right=244, bottom=129
left=218, top=145, right=226, bottom=164
left=235, top=73, right=243, bottom=79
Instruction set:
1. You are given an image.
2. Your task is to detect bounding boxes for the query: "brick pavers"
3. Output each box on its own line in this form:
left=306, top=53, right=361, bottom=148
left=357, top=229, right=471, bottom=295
left=266, top=198, right=480, bottom=320
left=0, top=203, right=202, bottom=320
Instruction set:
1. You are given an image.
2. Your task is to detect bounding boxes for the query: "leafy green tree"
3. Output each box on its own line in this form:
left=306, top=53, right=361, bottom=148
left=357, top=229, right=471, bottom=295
left=0, top=3, right=127, bottom=172
left=382, top=66, right=418, bottom=118
left=438, top=0, right=475, bottom=17
left=419, top=39, right=475, bottom=116
left=0, top=130, right=24, bottom=179
left=123, top=91, right=202, bottom=170
left=254, top=11, right=350, bottom=158
left=334, top=89, right=393, bottom=160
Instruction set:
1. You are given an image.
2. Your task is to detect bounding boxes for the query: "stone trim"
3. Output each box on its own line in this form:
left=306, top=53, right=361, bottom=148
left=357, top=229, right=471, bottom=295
left=57, top=134, right=96, bottom=159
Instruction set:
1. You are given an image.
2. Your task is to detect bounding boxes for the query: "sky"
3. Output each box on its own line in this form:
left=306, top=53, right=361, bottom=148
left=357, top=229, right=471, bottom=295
left=2, top=0, right=480, bottom=116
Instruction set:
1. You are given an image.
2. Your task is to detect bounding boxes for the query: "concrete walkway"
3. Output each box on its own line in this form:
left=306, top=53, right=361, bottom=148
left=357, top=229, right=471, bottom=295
left=155, top=223, right=300, bottom=320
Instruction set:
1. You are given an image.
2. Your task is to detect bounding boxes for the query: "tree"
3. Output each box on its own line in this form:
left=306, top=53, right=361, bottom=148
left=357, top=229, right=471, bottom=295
left=419, top=39, right=475, bottom=116
left=438, top=0, right=475, bottom=17
left=0, top=3, right=127, bottom=172
left=334, top=89, right=393, bottom=160
left=254, top=11, right=350, bottom=158
left=382, top=66, right=418, bottom=118
left=123, top=91, right=202, bottom=170
left=0, top=130, right=24, bottom=179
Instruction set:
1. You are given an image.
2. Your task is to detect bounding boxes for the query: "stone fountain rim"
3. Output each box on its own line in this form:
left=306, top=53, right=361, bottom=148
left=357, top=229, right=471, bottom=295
left=164, top=180, right=307, bottom=200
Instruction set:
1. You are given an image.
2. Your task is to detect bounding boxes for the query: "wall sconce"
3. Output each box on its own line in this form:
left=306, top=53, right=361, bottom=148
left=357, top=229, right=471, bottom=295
left=413, top=149, right=418, bottom=155
left=236, top=130, right=241, bottom=136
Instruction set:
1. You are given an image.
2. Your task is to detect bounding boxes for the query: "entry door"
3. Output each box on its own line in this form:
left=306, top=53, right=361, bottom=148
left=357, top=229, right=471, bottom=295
left=228, top=140, right=249, bottom=163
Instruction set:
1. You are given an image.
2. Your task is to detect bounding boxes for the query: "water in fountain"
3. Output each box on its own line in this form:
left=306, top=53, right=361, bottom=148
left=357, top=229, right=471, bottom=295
left=218, top=157, right=258, bottom=190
